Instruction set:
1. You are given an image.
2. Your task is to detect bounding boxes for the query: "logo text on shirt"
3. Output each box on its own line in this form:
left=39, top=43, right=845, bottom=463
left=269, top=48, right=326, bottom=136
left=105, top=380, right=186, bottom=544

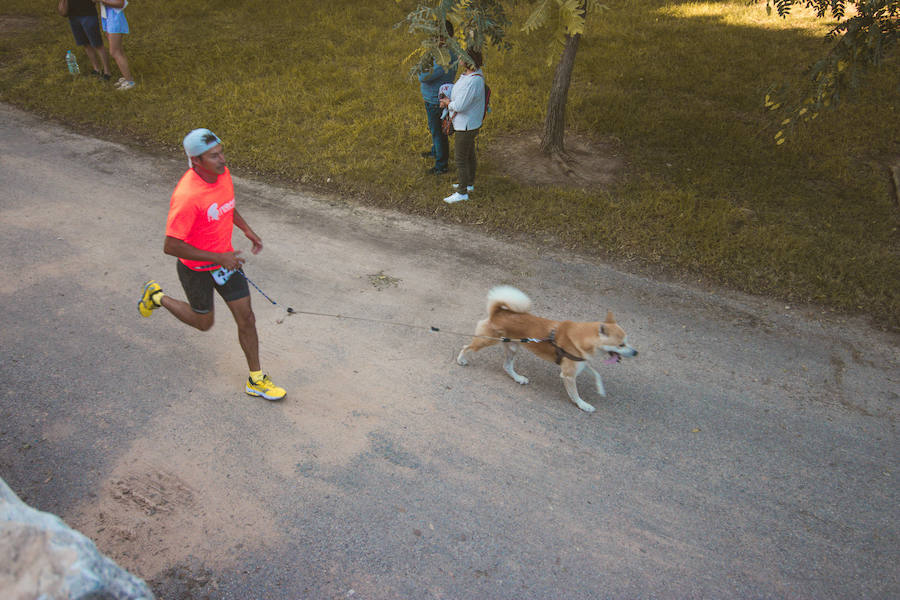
left=206, top=197, right=235, bottom=222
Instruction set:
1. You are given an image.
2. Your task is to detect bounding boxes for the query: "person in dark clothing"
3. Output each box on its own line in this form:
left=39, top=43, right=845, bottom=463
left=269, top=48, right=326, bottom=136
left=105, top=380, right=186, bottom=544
left=66, top=0, right=111, bottom=80
left=417, top=21, right=458, bottom=175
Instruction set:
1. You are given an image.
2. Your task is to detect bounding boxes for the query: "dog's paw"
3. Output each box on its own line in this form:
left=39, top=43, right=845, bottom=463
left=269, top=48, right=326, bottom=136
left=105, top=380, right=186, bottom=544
left=456, top=353, right=469, bottom=366
left=577, top=401, right=596, bottom=413
left=513, top=374, right=529, bottom=385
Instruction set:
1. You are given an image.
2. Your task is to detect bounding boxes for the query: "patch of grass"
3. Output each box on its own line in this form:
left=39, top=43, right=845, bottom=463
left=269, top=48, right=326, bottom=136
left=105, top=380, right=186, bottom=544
left=1, top=1, right=897, bottom=328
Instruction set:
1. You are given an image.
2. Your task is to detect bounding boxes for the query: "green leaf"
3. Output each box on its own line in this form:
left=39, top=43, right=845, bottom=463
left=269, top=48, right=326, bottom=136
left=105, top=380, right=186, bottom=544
left=522, top=0, right=551, bottom=33
left=559, top=0, right=586, bottom=35
left=435, top=46, right=451, bottom=66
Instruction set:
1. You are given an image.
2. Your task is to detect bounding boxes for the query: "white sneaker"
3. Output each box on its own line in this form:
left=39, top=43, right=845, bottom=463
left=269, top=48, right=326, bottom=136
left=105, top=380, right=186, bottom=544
left=452, top=184, right=475, bottom=192
left=116, top=80, right=135, bottom=90
left=443, top=192, right=469, bottom=204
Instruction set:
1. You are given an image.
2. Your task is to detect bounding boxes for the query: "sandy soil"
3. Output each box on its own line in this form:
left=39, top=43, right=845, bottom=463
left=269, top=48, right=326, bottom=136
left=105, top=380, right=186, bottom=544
left=489, top=132, right=624, bottom=188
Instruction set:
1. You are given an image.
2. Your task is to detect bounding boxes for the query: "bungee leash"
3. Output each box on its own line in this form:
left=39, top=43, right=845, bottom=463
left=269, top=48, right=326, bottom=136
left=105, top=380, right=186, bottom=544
left=238, top=268, right=548, bottom=345
left=277, top=305, right=547, bottom=344
left=238, top=268, right=277, bottom=305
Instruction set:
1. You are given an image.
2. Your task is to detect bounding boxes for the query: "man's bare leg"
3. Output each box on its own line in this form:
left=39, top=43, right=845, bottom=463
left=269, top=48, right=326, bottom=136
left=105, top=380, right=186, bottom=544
left=158, top=295, right=214, bottom=332
left=225, top=295, right=260, bottom=372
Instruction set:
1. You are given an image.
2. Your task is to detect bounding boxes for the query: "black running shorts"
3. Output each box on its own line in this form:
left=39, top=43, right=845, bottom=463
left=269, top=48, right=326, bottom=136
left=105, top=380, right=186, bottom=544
left=176, top=260, right=250, bottom=314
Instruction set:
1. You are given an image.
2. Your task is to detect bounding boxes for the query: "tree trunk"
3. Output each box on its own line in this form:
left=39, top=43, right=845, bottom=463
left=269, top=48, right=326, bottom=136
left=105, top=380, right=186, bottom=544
left=540, top=32, right=581, bottom=156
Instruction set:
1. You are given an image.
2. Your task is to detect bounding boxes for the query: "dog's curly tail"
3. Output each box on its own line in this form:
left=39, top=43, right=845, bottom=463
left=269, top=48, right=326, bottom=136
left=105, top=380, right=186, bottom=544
left=487, top=285, right=532, bottom=315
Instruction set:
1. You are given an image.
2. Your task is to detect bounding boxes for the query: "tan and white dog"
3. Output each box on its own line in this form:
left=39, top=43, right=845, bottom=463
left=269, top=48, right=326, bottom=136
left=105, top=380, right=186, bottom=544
left=456, top=286, right=637, bottom=412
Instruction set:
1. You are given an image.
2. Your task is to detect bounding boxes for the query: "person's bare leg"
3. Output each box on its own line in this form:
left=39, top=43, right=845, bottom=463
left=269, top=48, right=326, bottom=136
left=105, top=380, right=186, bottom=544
left=107, top=33, right=132, bottom=81
left=83, top=45, right=101, bottom=72
left=225, top=296, right=260, bottom=372
left=97, top=45, right=111, bottom=76
left=158, top=296, right=214, bottom=331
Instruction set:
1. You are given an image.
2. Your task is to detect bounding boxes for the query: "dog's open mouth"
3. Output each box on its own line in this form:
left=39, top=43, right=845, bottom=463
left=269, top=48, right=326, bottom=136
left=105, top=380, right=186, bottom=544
left=604, top=352, right=621, bottom=365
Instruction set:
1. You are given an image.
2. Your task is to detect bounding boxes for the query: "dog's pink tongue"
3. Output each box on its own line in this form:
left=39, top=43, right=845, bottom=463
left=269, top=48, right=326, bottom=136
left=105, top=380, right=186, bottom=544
left=604, top=353, right=621, bottom=365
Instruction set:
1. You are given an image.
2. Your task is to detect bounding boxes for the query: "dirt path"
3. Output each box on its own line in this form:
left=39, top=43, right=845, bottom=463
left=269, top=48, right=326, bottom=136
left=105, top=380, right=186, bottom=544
left=1, top=103, right=897, bottom=599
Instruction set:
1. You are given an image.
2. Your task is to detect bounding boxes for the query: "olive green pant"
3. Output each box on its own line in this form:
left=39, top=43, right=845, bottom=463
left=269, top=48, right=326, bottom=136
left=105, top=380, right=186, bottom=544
left=454, top=128, right=479, bottom=189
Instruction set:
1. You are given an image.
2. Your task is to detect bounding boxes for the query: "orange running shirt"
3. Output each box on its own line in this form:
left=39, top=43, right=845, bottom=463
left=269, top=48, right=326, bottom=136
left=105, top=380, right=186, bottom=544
left=165, top=167, right=236, bottom=271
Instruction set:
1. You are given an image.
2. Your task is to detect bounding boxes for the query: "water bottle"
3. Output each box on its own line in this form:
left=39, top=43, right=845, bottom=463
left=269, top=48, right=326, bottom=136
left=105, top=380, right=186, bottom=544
left=65, top=50, right=79, bottom=75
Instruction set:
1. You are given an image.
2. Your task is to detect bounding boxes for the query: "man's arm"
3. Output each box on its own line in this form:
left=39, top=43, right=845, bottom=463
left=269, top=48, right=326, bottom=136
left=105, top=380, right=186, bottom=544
left=163, top=236, right=245, bottom=270
left=232, top=209, right=263, bottom=254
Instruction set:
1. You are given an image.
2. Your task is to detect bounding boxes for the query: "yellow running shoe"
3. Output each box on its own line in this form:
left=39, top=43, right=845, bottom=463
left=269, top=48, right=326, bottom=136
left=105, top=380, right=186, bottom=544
left=138, top=280, right=162, bottom=317
left=245, top=374, right=287, bottom=401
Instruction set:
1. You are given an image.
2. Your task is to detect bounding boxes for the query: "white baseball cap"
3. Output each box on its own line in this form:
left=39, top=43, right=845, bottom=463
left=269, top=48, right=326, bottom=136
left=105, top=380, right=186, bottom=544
left=182, top=128, right=222, bottom=166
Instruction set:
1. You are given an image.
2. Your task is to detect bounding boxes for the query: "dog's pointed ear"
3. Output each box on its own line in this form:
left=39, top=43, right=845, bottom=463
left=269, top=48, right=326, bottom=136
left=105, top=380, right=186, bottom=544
left=605, top=310, right=616, bottom=324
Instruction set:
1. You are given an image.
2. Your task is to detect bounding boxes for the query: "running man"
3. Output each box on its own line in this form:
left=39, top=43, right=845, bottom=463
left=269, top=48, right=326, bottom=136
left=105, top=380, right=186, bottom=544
left=138, top=128, right=286, bottom=401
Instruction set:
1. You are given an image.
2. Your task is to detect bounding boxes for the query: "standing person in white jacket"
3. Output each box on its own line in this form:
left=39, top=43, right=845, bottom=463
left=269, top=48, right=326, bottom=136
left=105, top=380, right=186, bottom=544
left=440, top=48, right=485, bottom=204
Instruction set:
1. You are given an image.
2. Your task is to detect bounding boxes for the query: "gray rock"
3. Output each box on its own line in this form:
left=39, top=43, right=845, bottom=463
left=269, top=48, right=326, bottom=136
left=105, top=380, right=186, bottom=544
left=0, top=477, right=155, bottom=600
